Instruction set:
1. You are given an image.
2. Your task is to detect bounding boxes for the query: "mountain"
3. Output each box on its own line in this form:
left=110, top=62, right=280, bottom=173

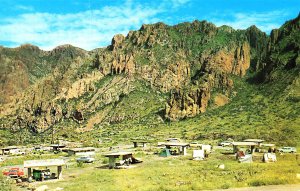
left=0, top=44, right=87, bottom=104
left=0, top=14, right=299, bottom=146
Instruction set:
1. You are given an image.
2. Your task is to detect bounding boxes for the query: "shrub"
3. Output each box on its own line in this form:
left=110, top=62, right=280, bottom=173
left=102, top=158, right=109, bottom=164
left=77, top=161, right=84, bottom=168
left=0, top=174, right=14, bottom=191
left=249, top=178, right=288, bottom=187
left=220, top=183, right=230, bottom=189
left=249, top=180, right=267, bottom=187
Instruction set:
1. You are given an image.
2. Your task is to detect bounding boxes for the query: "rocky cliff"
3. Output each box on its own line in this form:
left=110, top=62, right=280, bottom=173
left=91, top=21, right=251, bottom=120
left=0, top=44, right=87, bottom=104
left=0, top=14, right=299, bottom=138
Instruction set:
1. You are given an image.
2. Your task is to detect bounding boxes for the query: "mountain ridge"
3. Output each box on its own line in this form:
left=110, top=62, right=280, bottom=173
left=0, top=14, right=299, bottom=146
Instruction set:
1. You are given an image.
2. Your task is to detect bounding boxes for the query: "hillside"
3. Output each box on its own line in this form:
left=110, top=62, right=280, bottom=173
left=0, top=14, right=299, bottom=146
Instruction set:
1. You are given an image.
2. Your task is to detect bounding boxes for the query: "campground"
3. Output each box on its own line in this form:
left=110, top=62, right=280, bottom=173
left=2, top=145, right=300, bottom=191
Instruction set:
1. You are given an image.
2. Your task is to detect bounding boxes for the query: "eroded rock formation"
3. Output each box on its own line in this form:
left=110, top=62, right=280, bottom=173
left=2, top=14, right=298, bottom=132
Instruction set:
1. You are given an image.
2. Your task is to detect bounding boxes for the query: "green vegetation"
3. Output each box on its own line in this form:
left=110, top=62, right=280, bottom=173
left=135, top=53, right=150, bottom=66
left=0, top=173, right=16, bottom=191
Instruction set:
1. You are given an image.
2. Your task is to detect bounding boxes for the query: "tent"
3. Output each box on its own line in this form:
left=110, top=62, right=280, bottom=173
left=238, top=154, right=253, bottom=163
left=263, top=153, right=277, bottom=162
left=201, top=145, right=212, bottom=153
left=193, top=150, right=205, bottom=160
left=159, top=148, right=171, bottom=157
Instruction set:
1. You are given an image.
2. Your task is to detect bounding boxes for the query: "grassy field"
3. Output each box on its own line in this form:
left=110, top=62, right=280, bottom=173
left=14, top=148, right=300, bottom=191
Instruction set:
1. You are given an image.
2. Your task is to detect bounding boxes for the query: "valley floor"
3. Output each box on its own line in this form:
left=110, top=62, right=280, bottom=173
left=3, top=145, right=299, bottom=191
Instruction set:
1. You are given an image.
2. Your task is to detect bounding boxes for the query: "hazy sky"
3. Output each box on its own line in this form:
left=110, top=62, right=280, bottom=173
left=0, top=0, right=299, bottom=50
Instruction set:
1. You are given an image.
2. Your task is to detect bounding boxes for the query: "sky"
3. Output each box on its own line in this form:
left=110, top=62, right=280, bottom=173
left=0, top=0, right=299, bottom=50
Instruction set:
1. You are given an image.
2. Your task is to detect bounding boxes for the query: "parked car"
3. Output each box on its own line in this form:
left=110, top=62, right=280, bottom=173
left=2, top=167, right=24, bottom=178
left=76, top=156, right=95, bottom=163
left=278, top=147, right=297, bottom=153
left=9, top=149, right=26, bottom=155
left=219, top=141, right=233, bottom=147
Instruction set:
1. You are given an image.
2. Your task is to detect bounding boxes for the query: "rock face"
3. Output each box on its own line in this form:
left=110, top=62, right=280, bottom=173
left=164, top=41, right=250, bottom=120
left=89, top=21, right=251, bottom=120
left=0, top=14, right=299, bottom=134
left=245, top=25, right=269, bottom=71
left=111, top=34, right=125, bottom=50
left=165, top=68, right=237, bottom=120
left=249, top=13, right=300, bottom=83
left=0, top=19, right=252, bottom=129
left=0, top=44, right=87, bottom=104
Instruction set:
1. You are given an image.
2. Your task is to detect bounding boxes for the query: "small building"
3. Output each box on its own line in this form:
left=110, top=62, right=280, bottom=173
left=66, top=147, right=95, bottom=156
left=24, top=159, right=65, bottom=181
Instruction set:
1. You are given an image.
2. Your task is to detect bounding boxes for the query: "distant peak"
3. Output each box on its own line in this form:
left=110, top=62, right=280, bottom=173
left=246, top=25, right=265, bottom=35
left=18, top=44, right=40, bottom=50
left=52, top=44, right=86, bottom=52
left=140, top=22, right=167, bottom=31
left=248, top=25, right=258, bottom=30
left=53, top=44, right=75, bottom=50
left=218, top=25, right=235, bottom=33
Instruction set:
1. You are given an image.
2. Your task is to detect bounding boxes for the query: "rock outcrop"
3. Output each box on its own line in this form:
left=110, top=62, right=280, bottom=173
left=245, top=25, right=269, bottom=71
left=165, top=41, right=250, bottom=120
left=1, top=14, right=299, bottom=133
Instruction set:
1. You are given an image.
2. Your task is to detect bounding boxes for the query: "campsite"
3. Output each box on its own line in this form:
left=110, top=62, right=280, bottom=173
left=1, top=138, right=300, bottom=191
left=0, top=1, right=300, bottom=190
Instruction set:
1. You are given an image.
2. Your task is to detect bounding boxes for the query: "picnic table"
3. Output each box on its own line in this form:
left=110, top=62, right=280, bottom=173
left=104, top=152, right=133, bottom=169
left=132, top=140, right=149, bottom=148
left=161, top=142, right=190, bottom=156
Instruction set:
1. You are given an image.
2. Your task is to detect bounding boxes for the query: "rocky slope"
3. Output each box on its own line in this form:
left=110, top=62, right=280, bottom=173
left=0, top=14, right=299, bottom=144
left=0, top=44, right=87, bottom=104
left=93, top=21, right=252, bottom=121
